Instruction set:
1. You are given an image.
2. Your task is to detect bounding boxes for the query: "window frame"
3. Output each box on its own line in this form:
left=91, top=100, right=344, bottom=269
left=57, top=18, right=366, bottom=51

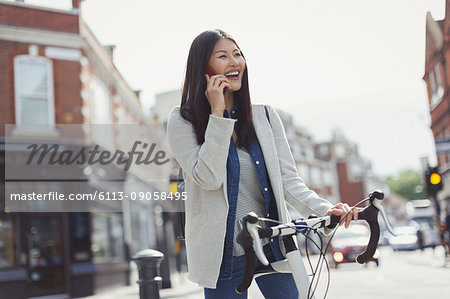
left=91, top=212, right=125, bottom=263
left=13, top=55, right=55, bottom=125
left=0, top=213, right=15, bottom=269
left=90, top=75, right=112, bottom=124
left=430, top=62, right=445, bottom=109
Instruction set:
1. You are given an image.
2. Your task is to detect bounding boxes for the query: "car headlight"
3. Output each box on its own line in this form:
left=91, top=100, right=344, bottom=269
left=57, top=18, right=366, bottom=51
left=333, top=252, right=344, bottom=263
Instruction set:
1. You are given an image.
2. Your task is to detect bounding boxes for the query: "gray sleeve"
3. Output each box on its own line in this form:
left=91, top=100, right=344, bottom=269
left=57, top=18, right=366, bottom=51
left=167, top=107, right=236, bottom=190
left=265, top=105, right=334, bottom=218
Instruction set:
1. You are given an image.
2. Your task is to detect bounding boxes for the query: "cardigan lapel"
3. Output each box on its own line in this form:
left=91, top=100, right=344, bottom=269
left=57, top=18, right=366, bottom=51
left=252, top=105, right=288, bottom=222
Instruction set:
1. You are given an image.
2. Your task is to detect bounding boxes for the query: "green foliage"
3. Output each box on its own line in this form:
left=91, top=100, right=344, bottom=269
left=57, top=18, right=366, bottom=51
left=387, top=169, right=427, bottom=200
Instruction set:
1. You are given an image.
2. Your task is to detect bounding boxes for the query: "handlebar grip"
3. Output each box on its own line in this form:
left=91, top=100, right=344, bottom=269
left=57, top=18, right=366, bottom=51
left=235, top=247, right=256, bottom=294
left=355, top=205, right=380, bottom=264
left=369, top=190, right=384, bottom=200
left=327, top=214, right=341, bottom=229
left=235, top=213, right=258, bottom=294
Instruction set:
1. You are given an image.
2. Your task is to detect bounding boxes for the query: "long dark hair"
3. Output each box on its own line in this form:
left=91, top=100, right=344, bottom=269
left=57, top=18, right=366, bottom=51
left=180, top=29, right=256, bottom=149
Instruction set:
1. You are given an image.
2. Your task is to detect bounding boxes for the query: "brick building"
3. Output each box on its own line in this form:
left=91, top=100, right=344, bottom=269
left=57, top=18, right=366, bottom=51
left=0, top=1, right=170, bottom=298
left=424, top=0, right=450, bottom=209
left=276, top=112, right=389, bottom=209
left=275, top=110, right=340, bottom=205
left=315, top=129, right=389, bottom=207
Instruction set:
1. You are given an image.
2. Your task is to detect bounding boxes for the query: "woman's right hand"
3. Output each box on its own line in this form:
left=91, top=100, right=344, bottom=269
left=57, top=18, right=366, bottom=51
left=204, top=74, right=231, bottom=116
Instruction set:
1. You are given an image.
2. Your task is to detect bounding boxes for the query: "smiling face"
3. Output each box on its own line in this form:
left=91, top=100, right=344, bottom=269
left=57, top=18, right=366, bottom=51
left=207, top=38, right=246, bottom=92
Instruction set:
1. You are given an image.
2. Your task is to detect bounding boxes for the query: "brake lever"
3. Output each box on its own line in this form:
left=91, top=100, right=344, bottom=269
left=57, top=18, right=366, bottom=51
left=355, top=203, right=380, bottom=264
left=235, top=212, right=265, bottom=294
left=353, top=190, right=396, bottom=264
left=245, top=212, right=269, bottom=266
left=372, top=197, right=397, bottom=237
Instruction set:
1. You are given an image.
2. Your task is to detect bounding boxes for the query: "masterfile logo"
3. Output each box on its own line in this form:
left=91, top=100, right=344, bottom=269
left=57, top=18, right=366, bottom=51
left=4, top=124, right=179, bottom=213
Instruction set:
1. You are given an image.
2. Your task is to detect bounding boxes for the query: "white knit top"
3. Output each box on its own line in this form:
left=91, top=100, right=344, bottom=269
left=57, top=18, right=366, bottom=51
left=233, top=147, right=268, bottom=256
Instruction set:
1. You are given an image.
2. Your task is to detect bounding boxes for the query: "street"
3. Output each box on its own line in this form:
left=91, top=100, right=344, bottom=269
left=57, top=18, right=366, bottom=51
left=245, top=246, right=450, bottom=299
left=87, top=246, right=449, bottom=299
left=325, top=247, right=449, bottom=298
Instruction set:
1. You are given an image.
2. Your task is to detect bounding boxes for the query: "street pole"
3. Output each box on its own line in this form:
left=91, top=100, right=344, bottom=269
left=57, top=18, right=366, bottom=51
left=431, top=194, right=442, bottom=237
left=425, top=166, right=443, bottom=228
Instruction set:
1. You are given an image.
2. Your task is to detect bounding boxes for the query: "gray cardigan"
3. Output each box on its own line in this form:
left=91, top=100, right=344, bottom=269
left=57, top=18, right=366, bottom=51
left=166, top=104, right=333, bottom=288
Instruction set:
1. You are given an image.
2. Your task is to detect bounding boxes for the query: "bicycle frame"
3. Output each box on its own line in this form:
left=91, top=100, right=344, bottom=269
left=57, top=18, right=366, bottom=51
left=235, top=190, right=396, bottom=299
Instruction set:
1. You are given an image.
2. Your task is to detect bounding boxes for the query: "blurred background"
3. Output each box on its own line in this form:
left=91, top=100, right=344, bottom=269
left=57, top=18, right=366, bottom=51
left=0, top=0, right=450, bottom=298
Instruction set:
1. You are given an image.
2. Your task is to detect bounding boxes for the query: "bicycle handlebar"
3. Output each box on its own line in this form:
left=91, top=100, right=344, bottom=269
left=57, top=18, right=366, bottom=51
left=235, top=190, right=396, bottom=294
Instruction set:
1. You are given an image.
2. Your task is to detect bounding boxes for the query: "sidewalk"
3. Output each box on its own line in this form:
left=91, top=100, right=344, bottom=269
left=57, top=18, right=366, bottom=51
left=84, top=266, right=203, bottom=299
left=404, top=245, right=448, bottom=268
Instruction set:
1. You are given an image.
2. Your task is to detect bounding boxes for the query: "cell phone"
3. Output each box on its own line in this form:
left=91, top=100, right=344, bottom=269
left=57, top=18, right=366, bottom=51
left=205, top=66, right=227, bottom=94
left=205, top=66, right=217, bottom=77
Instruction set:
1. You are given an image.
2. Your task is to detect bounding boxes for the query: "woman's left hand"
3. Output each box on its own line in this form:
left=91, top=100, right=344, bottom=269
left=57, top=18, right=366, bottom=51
left=326, top=203, right=361, bottom=228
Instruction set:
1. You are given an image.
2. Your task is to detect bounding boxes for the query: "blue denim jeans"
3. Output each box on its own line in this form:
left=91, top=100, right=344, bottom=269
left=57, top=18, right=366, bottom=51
left=204, top=245, right=298, bottom=299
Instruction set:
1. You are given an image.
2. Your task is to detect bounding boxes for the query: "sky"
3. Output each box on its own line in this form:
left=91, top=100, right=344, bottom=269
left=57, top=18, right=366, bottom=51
left=23, top=0, right=446, bottom=178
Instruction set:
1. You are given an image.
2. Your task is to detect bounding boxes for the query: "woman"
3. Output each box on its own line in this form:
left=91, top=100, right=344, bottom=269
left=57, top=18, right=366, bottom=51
left=167, top=29, right=358, bottom=298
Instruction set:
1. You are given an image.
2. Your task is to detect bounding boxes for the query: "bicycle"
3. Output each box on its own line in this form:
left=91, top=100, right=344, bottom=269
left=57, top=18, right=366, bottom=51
left=235, top=190, right=397, bottom=299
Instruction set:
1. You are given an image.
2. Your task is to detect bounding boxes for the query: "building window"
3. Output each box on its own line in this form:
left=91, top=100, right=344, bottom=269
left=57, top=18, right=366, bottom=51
left=91, top=213, right=124, bottom=262
left=305, top=145, right=314, bottom=160
left=323, top=169, right=332, bottom=186
left=90, top=76, right=112, bottom=124
left=436, top=131, right=447, bottom=167
left=109, top=214, right=125, bottom=259
left=24, top=0, right=73, bottom=10
left=429, top=63, right=444, bottom=108
left=91, top=213, right=109, bottom=262
left=89, top=76, right=114, bottom=150
left=130, top=209, right=149, bottom=255
left=319, top=144, right=329, bottom=157
left=335, top=144, right=346, bottom=159
left=297, top=163, right=310, bottom=184
left=0, top=214, right=15, bottom=268
left=291, top=143, right=301, bottom=157
left=70, top=213, right=92, bottom=262
left=14, top=55, right=55, bottom=125
left=350, top=162, right=364, bottom=181
left=311, top=166, right=321, bottom=187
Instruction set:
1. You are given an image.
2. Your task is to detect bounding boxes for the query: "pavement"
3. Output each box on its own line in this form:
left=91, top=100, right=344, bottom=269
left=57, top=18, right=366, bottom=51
left=323, top=246, right=450, bottom=299
left=83, top=246, right=450, bottom=299
left=83, top=264, right=204, bottom=299
left=402, top=244, right=449, bottom=268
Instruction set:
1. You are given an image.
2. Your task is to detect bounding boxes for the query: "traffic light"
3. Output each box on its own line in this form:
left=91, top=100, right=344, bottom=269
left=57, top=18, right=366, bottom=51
left=425, top=166, right=443, bottom=196
left=169, top=180, right=178, bottom=194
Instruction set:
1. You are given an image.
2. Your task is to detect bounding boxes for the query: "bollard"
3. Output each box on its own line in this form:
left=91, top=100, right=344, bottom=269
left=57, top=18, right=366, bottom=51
left=132, top=249, right=165, bottom=299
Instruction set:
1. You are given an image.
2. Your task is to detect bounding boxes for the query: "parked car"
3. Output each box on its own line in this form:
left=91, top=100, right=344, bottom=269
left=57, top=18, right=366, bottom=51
left=388, top=225, right=419, bottom=251
left=411, top=220, right=440, bottom=250
left=328, top=222, right=380, bottom=268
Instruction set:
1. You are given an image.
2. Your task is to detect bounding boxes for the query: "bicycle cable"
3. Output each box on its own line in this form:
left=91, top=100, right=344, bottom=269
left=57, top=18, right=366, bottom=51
left=254, top=197, right=371, bottom=299
left=305, top=227, right=330, bottom=299
left=306, top=197, right=370, bottom=299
